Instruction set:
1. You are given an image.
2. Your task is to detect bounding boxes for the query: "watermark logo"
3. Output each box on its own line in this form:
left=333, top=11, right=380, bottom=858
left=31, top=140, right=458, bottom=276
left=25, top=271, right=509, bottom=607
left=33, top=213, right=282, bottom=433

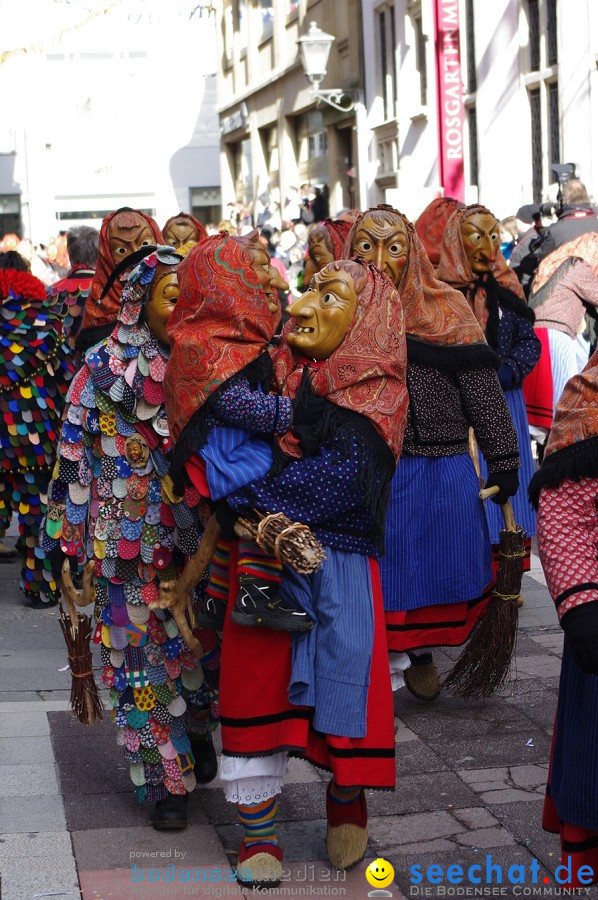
left=366, top=859, right=395, bottom=897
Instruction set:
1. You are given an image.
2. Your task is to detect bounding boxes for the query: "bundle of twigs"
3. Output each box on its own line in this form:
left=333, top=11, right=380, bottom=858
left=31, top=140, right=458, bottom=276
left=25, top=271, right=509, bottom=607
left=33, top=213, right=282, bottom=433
left=59, top=560, right=103, bottom=725
left=443, top=487, right=525, bottom=699
left=234, top=509, right=326, bottom=574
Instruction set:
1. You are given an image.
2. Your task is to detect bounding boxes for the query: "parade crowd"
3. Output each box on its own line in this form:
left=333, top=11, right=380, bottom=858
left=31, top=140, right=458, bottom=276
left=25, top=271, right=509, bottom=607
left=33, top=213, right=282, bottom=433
left=1, top=177, right=597, bottom=889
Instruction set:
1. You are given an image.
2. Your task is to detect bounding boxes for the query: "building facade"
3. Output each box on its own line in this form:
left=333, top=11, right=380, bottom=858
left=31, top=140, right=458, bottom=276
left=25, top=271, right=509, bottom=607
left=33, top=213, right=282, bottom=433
left=0, top=0, right=221, bottom=242
left=215, top=0, right=365, bottom=219
left=361, top=0, right=598, bottom=220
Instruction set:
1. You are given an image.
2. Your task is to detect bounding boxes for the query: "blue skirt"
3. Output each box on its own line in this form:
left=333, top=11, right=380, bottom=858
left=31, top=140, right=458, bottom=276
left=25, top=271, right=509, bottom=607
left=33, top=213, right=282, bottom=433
left=380, top=453, right=492, bottom=612
left=550, top=639, right=598, bottom=830
left=479, top=387, right=537, bottom=543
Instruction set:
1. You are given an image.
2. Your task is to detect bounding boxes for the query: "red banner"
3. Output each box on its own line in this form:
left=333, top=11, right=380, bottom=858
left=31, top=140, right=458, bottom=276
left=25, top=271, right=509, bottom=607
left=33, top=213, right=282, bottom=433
left=433, top=0, right=465, bottom=201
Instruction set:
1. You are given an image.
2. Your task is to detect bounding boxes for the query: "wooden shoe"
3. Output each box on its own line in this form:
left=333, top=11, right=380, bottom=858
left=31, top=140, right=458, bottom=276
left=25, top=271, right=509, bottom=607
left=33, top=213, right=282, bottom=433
left=404, top=652, right=441, bottom=701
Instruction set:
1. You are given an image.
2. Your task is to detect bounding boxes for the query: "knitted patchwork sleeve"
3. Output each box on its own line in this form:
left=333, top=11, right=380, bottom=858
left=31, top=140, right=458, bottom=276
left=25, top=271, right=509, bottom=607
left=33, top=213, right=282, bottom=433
left=42, top=364, right=94, bottom=562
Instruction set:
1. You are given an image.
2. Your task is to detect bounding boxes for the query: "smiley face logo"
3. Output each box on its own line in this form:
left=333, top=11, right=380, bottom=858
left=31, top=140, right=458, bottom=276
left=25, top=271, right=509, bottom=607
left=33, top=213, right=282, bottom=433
left=366, top=858, right=395, bottom=890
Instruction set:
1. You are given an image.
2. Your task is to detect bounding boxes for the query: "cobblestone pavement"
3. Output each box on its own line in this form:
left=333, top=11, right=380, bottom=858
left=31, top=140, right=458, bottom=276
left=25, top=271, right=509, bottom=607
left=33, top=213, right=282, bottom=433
left=1, top=533, right=595, bottom=900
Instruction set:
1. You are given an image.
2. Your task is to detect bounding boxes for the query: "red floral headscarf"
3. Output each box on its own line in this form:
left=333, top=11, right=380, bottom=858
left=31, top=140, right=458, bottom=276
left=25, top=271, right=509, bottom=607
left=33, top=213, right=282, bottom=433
left=273, top=259, right=408, bottom=461
left=81, top=208, right=163, bottom=331
left=436, top=204, right=526, bottom=328
left=164, top=232, right=280, bottom=443
left=415, top=197, right=464, bottom=266
left=343, top=206, right=486, bottom=347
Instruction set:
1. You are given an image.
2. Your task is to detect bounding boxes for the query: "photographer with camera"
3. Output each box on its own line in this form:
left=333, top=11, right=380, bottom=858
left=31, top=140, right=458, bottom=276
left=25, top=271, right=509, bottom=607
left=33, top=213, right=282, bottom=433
left=536, top=167, right=598, bottom=259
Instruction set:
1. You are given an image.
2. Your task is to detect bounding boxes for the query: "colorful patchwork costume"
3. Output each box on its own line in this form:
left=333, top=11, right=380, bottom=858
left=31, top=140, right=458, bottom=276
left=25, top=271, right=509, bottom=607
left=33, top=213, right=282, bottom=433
left=43, top=248, right=218, bottom=821
left=0, top=264, right=74, bottom=604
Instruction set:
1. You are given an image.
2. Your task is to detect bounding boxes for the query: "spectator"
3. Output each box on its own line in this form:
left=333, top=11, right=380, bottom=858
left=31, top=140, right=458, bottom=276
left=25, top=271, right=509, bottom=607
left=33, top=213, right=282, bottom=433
left=537, top=179, right=598, bottom=260
left=48, top=225, right=99, bottom=353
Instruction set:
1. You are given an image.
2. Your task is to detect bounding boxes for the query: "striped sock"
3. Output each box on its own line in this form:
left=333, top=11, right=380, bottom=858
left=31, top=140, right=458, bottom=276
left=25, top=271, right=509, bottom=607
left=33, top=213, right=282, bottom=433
left=237, top=797, right=279, bottom=852
left=328, top=781, right=362, bottom=805
left=238, top=540, right=282, bottom=583
left=206, top=540, right=232, bottom=602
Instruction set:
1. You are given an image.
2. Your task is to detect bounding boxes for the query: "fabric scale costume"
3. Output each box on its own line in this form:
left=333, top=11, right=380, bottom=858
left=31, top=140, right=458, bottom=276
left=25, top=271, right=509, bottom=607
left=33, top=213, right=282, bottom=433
left=529, top=349, right=598, bottom=887
left=437, top=204, right=540, bottom=572
left=342, top=207, right=520, bottom=690
left=0, top=266, right=74, bottom=605
left=43, top=247, right=218, bottom=829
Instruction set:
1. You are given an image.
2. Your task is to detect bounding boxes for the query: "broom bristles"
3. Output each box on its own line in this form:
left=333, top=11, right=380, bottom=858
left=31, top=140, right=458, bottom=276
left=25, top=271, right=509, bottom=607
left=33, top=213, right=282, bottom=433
left=58, top=602, right=104, bottom=725
left=444, top=523, right=525, bottom=699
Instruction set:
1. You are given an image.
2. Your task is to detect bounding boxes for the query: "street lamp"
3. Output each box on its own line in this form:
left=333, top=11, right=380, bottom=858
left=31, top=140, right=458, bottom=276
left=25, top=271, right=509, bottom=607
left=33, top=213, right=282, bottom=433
left=297, top=21, right=357, bottom=113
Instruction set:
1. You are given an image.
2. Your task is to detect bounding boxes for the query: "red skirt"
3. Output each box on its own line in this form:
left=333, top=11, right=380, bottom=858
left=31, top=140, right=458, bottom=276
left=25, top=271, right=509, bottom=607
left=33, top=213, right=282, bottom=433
left=385, top=585, right=493, bottom=652
left=523, top=327, right=553, bottom=429
left=219, top=545, right=396, bottom=789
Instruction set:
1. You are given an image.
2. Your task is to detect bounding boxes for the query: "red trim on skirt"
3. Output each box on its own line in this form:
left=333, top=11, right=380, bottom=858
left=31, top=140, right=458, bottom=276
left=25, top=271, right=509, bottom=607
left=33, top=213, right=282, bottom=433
left=384, top=584, right=493, bottom=652
left=219, top=544, right=396, bottom=790
left=543, top=790, right=598, bottom=887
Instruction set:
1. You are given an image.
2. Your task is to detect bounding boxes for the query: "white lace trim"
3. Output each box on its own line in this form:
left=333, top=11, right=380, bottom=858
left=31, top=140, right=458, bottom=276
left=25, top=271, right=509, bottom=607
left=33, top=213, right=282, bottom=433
left=389, top=651, right=411, bottom=691
left=219, top=752, right=288, bottom=805
left=223, top=776, right=285, bottom=805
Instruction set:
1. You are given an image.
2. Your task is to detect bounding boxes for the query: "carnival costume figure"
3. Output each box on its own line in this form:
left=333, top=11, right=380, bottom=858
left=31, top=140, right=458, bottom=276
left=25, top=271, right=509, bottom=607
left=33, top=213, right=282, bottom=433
left=530, top=349, right=598, bottom=887
left=0, top=253, right=74, bottom=604
left=77, top=207, right=163, bottom=354
left=48, top=226, right=99, bottom=355
left=437, top=204, right=541, bottom=571
left=523, top=255, right=598, bottom=444
left=342, top=206, right=521, bottom=701
left=42, top=247, right=219, bottom=831
left=302, top=218, right=354, bottom=286
left=414, top=197, right=464, bottom=267
left=162, top=213, right=208, bottom=250
left=207, top=258, right=408, bottom=887
left=165, top=231, right=313, bottom=633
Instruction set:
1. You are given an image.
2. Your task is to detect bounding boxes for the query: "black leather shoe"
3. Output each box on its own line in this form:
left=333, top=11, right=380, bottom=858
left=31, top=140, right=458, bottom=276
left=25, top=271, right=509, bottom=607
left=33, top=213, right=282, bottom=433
left=150, top=792, right=188, bottom=830
left=190, top=732, right=218, bottom=784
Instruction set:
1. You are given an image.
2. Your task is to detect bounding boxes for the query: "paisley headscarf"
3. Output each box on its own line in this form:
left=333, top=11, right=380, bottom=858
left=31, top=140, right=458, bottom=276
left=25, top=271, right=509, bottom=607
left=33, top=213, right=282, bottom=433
left=80, top=208, right=163, bottom=335
left=343, top=206, right=487, bottom=349
left=273, top=259, right=408, bottom=461
left=415, top=197, right=464, bottom=266
left=529, top=348, right=598, bottom=505
left=164, top=232, right=280, bottom=444
left=436, top=204, right=527, bottom=329
left=531, top=232, right=598, bottom=293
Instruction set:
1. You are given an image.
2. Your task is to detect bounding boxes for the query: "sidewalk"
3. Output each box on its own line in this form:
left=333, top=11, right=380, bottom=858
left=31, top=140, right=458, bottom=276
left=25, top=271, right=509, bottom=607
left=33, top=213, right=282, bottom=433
left=1, top=537, right=593, bottom=900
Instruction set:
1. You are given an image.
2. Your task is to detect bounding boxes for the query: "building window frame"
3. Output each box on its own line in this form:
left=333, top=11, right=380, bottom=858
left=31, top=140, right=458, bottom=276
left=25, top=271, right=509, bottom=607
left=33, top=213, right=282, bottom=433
left=375, top=2, right=398, bottom=123
left=524, top=0, right=560, bottom=201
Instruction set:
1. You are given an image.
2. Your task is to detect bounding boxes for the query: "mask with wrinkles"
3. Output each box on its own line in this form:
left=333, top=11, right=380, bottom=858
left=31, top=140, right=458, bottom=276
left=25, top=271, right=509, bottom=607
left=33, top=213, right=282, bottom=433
left=287, top=264, right=358, bottom=359
left=461, top=212, right=501, bottom=274
left=351, top=211, right=409, bottom=286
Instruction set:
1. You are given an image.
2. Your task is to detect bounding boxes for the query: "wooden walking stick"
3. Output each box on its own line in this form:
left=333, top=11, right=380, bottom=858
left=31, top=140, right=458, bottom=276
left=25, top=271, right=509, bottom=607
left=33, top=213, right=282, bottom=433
left=444, top=484, right=526, bottom=698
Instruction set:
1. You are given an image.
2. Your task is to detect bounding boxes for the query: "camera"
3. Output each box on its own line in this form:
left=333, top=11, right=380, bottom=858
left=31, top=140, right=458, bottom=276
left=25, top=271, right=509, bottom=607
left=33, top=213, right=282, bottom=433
left=538, top=163, right=577, bottom=218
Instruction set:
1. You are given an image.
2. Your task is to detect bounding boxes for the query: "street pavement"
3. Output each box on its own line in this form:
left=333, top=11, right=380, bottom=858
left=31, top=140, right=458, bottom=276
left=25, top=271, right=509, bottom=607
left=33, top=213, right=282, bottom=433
left=1, top=527, right=595, bottom=900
